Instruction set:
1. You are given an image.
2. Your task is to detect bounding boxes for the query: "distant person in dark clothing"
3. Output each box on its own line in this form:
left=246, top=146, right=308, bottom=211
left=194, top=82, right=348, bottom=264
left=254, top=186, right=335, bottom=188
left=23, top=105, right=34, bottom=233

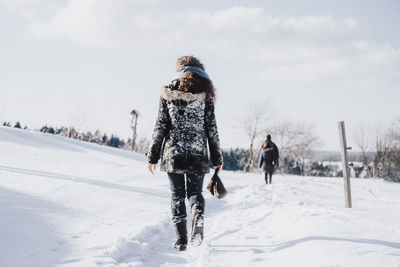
left=259, top=134, right=279, bottom=184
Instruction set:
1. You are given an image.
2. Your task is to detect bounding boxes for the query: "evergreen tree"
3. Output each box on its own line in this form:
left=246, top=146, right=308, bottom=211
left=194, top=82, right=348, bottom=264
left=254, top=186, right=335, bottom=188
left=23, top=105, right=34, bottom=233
left=48, top=127, right=55, bottom=134
left=40, top=126, right=49, bottom=133
left=107, top=135, right=125, bottom=148
left=40, top=126, right=55, bottom=134
left=102, top=134, right=108, bottom=144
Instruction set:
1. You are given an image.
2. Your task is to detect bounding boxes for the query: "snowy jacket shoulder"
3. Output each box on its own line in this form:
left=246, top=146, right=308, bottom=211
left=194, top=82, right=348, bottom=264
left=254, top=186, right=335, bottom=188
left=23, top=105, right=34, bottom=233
left=147, top=86, right=223, bottom=174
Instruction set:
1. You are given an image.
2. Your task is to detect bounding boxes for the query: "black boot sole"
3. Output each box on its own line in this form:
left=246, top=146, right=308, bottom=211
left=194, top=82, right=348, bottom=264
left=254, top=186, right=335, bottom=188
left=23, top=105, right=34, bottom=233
left=174, top=244, right=187, bottom=251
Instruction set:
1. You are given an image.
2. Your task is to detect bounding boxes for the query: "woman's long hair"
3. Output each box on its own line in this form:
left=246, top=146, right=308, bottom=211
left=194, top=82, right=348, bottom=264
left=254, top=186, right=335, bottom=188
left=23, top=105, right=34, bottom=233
left=175, top=56, right=216, bottom=102
left=262, top=141, right=271, bottom=149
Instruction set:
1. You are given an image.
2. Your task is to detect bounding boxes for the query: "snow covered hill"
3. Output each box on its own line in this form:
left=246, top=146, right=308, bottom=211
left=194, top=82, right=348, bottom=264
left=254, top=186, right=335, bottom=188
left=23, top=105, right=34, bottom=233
left=1, top=126, right=399, bottom=267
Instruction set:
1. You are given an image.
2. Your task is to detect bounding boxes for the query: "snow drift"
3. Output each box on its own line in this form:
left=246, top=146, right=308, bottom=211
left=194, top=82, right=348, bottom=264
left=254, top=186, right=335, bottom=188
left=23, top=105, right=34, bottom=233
left=0, top=126, right=399, bottom=267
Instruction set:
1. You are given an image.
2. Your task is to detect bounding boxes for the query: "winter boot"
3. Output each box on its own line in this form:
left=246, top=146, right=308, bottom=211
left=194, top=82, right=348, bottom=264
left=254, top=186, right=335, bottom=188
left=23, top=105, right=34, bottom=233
left=190, top=205, right=204, bottom=246
left=174, top=222, right=188, bottom=251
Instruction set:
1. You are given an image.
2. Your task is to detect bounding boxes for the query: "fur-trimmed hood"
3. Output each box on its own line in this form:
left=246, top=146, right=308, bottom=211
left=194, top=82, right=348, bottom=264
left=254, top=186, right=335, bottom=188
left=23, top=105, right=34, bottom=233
left=161, top=86, right=206, bottom=102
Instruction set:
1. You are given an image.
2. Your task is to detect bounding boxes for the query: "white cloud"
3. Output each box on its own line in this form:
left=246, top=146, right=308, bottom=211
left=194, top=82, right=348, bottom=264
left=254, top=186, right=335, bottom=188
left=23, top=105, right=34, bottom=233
left=2, top=0, right=399, bottom=150
left=0, top=0, right=38, bottom=11
left=24, top=3, right=361, bottom=47
left=7, top=1, right=399, bottom=89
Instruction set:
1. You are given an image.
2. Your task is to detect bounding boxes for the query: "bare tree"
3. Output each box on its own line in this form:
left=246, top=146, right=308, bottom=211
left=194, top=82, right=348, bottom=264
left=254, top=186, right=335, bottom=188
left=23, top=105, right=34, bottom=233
left=268, top=119, right=319, bottom=175
left=134, top=137, right=150, bottom=154
left=241, top=101, right=271, bottom=172
left=389, top=118, right=400, bottom=179
left=379, top=118, right=400, bottom=181
left=369, top=122, right=390, bottom=178
left=388, top=117, right=400, bottom=144
left=353, top=125, right=371, bottom=164
left=366, top=118, right=400, bottom=181
left=352, top=123, right=373, bottom=177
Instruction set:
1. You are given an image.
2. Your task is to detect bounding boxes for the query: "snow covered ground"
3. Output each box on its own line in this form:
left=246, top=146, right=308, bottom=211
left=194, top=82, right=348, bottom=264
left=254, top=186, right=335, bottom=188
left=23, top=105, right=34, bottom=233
left=1, top=126, right=400, bottom=267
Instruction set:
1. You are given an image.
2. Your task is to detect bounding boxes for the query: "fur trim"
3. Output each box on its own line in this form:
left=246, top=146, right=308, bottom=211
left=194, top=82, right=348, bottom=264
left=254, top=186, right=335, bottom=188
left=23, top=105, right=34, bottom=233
left=161, top=86, right=206, bottom=101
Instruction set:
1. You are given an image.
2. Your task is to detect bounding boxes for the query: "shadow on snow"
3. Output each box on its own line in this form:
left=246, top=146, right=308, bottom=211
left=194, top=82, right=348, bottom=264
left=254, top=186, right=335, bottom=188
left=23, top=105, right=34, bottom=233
left=0, top=165, right=169, bottom=199
left=0, top=187, right=69, bottom=267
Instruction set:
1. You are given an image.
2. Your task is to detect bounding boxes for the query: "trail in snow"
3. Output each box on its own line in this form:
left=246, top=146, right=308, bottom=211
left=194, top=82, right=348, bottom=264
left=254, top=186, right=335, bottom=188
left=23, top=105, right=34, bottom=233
left=1, top=126, right=400, bottom=267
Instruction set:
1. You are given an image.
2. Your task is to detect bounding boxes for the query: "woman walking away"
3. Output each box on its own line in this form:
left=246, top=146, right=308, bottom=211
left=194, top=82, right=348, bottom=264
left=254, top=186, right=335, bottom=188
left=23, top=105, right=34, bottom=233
left=259, top=134, right=279, bottom=184
left=147, top=56, right=223, bottom=251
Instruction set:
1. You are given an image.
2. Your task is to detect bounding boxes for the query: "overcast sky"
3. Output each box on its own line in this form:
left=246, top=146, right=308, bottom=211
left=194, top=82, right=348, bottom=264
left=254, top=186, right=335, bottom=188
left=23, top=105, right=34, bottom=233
left=1, top=0, right=399, bottom=151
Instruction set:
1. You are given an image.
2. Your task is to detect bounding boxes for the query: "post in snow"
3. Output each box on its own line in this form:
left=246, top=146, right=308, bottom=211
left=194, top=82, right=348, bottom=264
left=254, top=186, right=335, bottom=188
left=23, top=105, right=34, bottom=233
left=130, top=109, right=139, bottom=151
left=338, top=121, right=352, bottom=208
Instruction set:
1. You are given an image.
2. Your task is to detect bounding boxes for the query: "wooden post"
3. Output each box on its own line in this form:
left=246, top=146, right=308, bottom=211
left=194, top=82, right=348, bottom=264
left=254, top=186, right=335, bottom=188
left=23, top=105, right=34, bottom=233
left=130, top=109, right=139, bottom=151
left=131, top=114, right=138, bottom=151
left=338, top=121, right=352, bottom=208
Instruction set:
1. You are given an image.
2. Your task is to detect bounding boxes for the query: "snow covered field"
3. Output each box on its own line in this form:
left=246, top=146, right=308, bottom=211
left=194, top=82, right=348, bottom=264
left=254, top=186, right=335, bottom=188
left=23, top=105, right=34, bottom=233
left=1, top=126, right=399, bottom=267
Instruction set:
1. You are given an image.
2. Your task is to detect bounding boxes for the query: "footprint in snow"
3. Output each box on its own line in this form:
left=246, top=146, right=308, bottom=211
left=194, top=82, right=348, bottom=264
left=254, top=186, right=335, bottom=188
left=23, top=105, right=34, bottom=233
left=105, top=219, right=187, bottom=266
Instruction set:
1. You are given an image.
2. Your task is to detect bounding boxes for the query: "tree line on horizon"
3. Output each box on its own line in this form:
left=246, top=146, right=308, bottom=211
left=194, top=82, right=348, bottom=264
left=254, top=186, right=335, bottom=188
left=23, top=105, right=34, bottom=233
left=2, top=121, right=150, bottom=154
left=3, top=120, right=330, bottom=176
left=351, top=118, right=400, bottom=182
left=2, top=117, right=399, bottom=182
left=237, top=102, right=400, bottom=182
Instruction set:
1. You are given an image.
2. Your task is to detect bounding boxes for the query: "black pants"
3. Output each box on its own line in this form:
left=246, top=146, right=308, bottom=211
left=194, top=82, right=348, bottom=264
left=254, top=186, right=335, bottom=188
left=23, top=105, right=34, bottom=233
left=167, top=172, right=205, bottom=224
left=264, top=171, right=273, bottom=184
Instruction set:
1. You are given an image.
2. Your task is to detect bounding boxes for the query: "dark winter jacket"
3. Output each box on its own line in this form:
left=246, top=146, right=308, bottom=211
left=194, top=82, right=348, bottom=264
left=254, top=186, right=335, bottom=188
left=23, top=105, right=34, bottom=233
left=259, top=142, right=279, bottom=173
left=147, top=86, right=223, bottom=174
